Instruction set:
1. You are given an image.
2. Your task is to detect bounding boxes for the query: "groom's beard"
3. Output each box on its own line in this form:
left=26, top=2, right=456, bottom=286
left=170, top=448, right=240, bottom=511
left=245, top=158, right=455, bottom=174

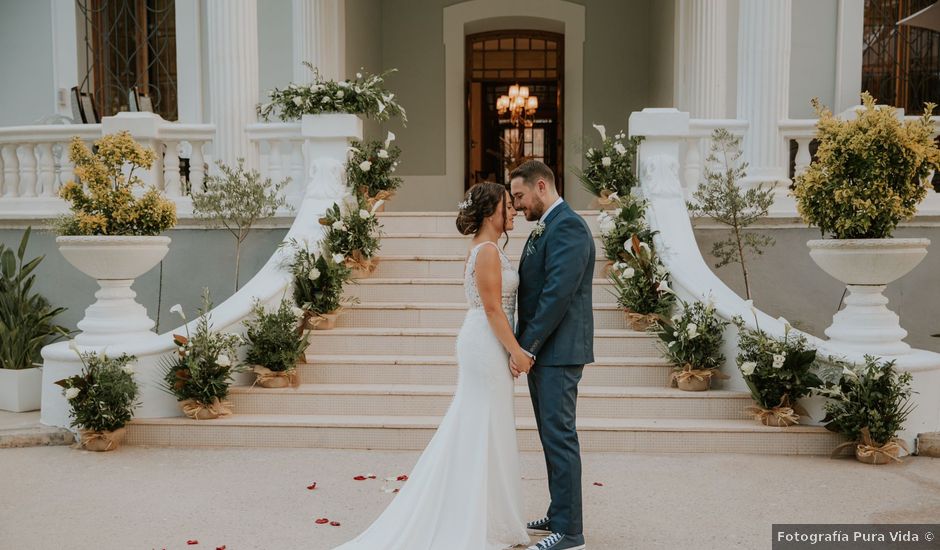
left=524, top=197, right=545, bottom=221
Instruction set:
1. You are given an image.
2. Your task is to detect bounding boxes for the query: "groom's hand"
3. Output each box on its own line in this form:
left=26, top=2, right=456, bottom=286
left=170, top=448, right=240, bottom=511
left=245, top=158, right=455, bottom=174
left=509, top=358, right=521, bottom=378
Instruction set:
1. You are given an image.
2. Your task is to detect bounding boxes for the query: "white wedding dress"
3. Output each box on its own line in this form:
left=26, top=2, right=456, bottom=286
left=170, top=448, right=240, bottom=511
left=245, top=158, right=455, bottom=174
left=334, top=241, right=530, bottom=550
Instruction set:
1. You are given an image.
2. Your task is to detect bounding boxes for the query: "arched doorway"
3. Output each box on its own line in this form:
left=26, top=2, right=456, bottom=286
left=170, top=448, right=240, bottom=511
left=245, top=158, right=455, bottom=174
left=465, top=30, right=564, bottom=195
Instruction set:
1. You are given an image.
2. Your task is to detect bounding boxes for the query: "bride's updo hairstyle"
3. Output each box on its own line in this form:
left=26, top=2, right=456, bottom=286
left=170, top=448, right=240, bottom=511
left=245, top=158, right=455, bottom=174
left=456, top=182, right=508, bottom=236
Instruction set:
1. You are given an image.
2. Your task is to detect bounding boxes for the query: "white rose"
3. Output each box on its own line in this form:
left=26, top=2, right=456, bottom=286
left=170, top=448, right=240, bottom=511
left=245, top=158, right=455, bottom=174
left=65, top=387, right=80, bottom=400
left=359, top=160, right=372, bottom=172
left=359, top=209, right=371, bottom=219
left=614, top=142, right=627, bottom=155
left=332, top=220, right=346, bottom=231
left=336, top=90, right=345, bottom=98
left=772, top=354, right=786, bottom=369
left=598, top=216, right=616, bottom=236
left=121, top=365, right=134, bottom=375
left=686, top=323, right=699, bottom=339
left=308, top=268, right=321, bottom=281
left=601, top=156, right=612, bottom=167
left=321, top=96, right=330, bottom=103
left=216, top=354, right=232, bottom=367
left=333, top=253, right=345, bottom=264
left=740, top=361, right=757, bottom=376
left=356, top=72, right=362, bottom=78
left=621, top=267, right=635, bottom=279
left=292, top=96, right=304, bottom=106
left=378, top=149, right=389, bottom=159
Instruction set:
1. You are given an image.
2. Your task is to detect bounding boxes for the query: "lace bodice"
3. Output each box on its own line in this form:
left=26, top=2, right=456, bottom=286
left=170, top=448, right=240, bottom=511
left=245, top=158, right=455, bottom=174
left=464, top=241, right=519, bottom=318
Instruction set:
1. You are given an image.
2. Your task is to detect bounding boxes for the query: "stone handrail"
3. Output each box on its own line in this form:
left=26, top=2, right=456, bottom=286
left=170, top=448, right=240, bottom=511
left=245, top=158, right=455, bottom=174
left=246, top=122, right=307, bottom=207
left=39, top=114, right=362, bottom=427
left=629, top=108, right=940, bottom=446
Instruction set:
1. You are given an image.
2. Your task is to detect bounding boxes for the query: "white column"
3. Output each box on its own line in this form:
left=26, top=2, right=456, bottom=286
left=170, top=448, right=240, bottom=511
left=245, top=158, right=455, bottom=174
left=834, top=0, right=864, bottom=112
left=207, top=0, right=260, bottom=169
left=681, top=0, right=728, bottom=118
left=736, top=0, right=791, bottom=188
left=292, top=0, right=346, bottom=83
left=176, top=0, right=203, bottom=123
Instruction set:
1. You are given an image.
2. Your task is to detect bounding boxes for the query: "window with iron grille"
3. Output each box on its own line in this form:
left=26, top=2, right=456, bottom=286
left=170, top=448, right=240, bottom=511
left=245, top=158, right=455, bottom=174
left=76, top=0, right=178, bottom=121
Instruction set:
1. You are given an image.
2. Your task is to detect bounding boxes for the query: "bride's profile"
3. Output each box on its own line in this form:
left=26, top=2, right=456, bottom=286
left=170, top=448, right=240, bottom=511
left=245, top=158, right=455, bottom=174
left=333, top=182, right=531, bottom=550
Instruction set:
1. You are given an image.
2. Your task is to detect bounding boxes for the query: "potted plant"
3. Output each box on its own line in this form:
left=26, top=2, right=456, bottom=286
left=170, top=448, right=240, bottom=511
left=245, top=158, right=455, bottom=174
left=597, top=193, right=655, bottom=271
left=161, top=291, right=244, bottom=419
left=733, top=315, right=822, bottom=426
left=820, top=356, right=914, bottom=464
left=654, top=298, right=729, bottom=391
left=55, top=131, right=177, bottom=345
left=55, top=349, right=139, bottom=451
left=609, top=234, right=675, bottom=331
left=244, top=299, right=309, bottom=388
left=286, top=240, right=356, bottom=330
left=319, top=196, right=383, bottom=275
left=346, top=133, right=403, bottom=211
left=793, top=93, right=940, bottom=353
left=577, top=124, right=641, bottom=205
left=0, top=227, right=72, bottom=412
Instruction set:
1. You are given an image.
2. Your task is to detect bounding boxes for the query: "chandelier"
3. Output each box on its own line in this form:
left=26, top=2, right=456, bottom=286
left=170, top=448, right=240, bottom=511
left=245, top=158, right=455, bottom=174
left=496, top=84, right=538, bottom=128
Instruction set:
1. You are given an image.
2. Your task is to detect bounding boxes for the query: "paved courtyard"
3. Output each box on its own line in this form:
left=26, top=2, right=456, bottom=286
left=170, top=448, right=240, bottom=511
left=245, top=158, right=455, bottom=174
left=1, top=441, right=939, bottom=550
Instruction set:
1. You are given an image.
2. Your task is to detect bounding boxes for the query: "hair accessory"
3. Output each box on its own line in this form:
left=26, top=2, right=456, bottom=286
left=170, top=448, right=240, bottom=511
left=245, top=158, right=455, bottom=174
left=457, top=193, right=473, bottom=211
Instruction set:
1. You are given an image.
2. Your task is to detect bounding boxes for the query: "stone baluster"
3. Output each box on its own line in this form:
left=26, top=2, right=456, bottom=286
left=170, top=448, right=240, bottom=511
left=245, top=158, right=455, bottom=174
left=683, top=137, right=702, bottom=194
left=37, top=143, right=56, bottom=197
left=164, top=140, right=181, bottom=197
left=268, top=139, right=283, bottom=183
left=1, top=144, right=18, bottom=197
left=18, top=144, right=37, bottom=197
left=189, top=140, right=207, bottom=193
left=793, top=138, right=812, bottom=177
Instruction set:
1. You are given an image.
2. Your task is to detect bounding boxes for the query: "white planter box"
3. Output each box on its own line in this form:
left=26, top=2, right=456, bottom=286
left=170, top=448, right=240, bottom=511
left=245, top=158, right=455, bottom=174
left=0, top=367, right=43, bottom=412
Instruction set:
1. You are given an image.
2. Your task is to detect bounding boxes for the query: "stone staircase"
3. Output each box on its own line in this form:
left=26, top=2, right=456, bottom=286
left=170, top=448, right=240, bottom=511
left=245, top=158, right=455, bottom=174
left=127, top=212, right=844, bottom=454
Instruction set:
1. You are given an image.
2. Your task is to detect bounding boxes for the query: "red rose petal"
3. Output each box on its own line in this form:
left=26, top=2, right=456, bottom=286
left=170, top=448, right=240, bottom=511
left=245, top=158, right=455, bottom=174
left=393, top=488, right=400, bottom=493
left=396, top=474, right=409, bottom=481
left=353, top=475, right=367, bottom=480
left=330, top=521, right=341, bottom=526
left=593, top=482, right=604, bottom=486
left=367, top=475, right=376, bottom=479
left=216, top=546, right=226, bottom=550
left=315, top=518, right=330, bottom=524
left=307, top=482, right=317, bottom=490
left=187, top=541, right=199, bottom=546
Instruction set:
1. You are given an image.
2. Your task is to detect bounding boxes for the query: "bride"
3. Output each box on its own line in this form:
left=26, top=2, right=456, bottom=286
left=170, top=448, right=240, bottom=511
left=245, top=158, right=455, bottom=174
left=333, top=182, right=533, bottom=550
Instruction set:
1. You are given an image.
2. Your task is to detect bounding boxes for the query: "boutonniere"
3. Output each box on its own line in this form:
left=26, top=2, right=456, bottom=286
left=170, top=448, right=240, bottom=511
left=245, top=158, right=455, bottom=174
left=526, top=221, right=546, bottom=256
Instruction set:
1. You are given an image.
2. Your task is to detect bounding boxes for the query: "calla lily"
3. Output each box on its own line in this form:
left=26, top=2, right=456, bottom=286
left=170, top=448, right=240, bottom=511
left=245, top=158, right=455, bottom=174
left=592, top=123, right=607, bottom=141
left=170, top=304, right=185, bottom=319
left=385, top=131, right=396, bottom=148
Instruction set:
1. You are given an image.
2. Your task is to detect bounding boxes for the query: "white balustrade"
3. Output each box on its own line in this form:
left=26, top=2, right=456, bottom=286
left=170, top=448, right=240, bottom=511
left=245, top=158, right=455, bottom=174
left=681, top=119, right=748, bottom=195
left=40, top=113, right=360, bottom=428
left=0, top=116, right=214, bottom=219
left=631, top=107, right=940, bottom=446
left=247, top=122, right=307, bottom=207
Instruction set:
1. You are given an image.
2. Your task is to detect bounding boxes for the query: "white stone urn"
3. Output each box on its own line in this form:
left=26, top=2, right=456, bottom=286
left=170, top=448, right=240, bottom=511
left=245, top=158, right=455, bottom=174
left=56, top=235, right=171, bottom=346
left=807, top=238, right=929, bottom=355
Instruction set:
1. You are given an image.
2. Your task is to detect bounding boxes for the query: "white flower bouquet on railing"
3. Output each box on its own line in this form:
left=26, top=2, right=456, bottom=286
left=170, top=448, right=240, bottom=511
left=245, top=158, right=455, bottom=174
left=257, top=64, right=407, bottom=124
left=577, top=124, right=641, bottom=203
left=346, top=132, right=402, bottom=209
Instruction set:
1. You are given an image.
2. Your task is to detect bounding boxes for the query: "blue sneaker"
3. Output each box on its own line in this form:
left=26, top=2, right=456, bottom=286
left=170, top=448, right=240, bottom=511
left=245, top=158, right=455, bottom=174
left=527, top=532, right=585, bottom=550
left=526, top=516, right=552, bottom=534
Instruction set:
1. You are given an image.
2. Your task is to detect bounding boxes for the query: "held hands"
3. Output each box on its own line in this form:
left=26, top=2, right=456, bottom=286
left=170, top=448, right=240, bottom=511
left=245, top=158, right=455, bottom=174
left=509, top=349, right=535, bottom=378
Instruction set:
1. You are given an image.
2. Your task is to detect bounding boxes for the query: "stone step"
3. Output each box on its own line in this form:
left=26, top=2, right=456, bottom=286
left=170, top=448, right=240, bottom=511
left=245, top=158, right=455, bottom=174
left=305, top=328, right=659, bottom=357
left=336, top=302, right=629, bottom=330
left=377, top=233, right=604, bottom=256
left=354, top=255, right=612, bottom=279
left=226, top=384, right=752, bottom=420
left=299, top=355, right=674, bottom=387
left=346, top=278, right=617, bottom=303
left=126, top=414, right=847, bottom=454
left=377, top=211, right=601, bottom=234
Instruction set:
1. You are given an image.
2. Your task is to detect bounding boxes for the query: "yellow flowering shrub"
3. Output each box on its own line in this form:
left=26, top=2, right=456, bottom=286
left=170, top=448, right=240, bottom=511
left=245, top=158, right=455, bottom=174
left=793, top=93, right=940, bottom=239
left=57, top=131, right=177, bottom=236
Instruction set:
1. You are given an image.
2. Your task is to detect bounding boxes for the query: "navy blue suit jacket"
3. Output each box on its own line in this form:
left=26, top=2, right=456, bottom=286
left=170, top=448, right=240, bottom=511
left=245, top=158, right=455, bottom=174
left=516, top=201, right=595, bottom=366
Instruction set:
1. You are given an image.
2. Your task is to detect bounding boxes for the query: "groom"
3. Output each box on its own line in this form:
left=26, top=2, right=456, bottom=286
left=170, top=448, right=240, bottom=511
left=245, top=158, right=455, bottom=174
left=510, top=160, right=594, bottom=550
